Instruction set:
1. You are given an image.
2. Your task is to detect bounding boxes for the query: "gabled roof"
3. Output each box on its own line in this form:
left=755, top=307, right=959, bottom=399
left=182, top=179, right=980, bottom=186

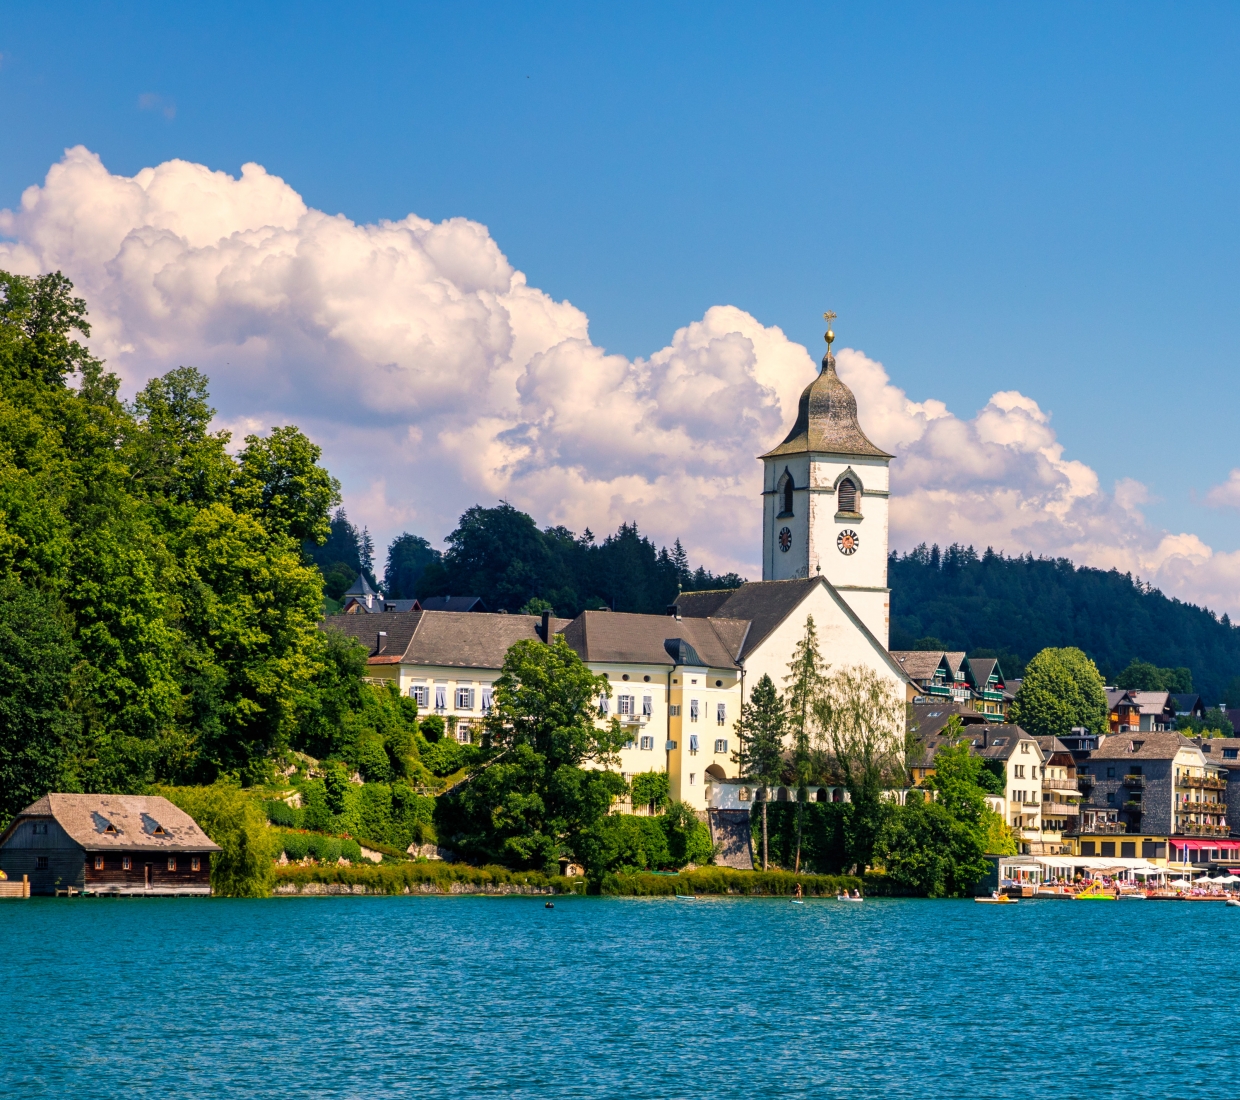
left=322, top=611, right=569, bottom=670
left=891, top=651, right=951, bottom=681
left=967, top=657, right=1004, bottom=687
left=971, top=725, right=1042, bottom=763
left=677, top=579, right=820, bottom=659
left=909, top=702, right=989, bottom=738
left=1091, top=732, right=1198, bottom=761
left=1170, top=693, right=1204, bottom=713
left=558, top=611, right=742, bottom=670
left=1035, top=735, right=1074, bottom=760
left=678, top=576, right=913, bottom=686
left=1131, top=691, right=1174, bottom=716
left=2, top=795, right=221, bottom=853
left=417, top=596, right=488, bottom=613
left=943, top=652, right=967, bottom=677
left=1106, top=688, right=1138, bottom=709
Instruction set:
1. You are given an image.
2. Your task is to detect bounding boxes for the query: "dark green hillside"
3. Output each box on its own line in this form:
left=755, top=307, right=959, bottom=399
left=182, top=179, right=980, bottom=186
left=889, top=544, right=1240, bottom=702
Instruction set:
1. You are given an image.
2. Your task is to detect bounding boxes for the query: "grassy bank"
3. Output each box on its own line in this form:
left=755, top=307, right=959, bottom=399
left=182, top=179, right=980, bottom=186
left=273, top=860, right=577, bottom=895
left=601, top=867, right=863, bottom=897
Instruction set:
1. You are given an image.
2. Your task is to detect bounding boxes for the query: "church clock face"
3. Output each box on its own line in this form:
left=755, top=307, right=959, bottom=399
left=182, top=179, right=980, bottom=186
left=778, top=526, right=792, bottom=553
left=837, top=530, right=859, bottom=555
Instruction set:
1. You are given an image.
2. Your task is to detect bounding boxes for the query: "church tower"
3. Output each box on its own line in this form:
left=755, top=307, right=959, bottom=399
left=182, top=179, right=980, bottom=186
left=760, top=317, right=892, bottom=646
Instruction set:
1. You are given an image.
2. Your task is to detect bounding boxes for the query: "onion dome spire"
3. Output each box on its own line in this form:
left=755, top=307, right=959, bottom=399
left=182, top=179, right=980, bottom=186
left=760, top=311, right=891, bottom=460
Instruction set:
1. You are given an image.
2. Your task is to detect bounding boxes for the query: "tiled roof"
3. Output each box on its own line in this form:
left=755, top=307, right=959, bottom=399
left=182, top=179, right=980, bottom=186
left=891, top=651, right=949, bottom=681
left=1091, top=732, right=1198, bottom=760
left=1194, top=737, right=1240, bottom=764
left=417, top=596, right=488, bottom=613
left=676, top=578, right=821, bottom=660
left=5, top=794, right=221, bottom=852
left=558, top=611, right=742, bottom=670
left=759, top=354, right=891, bottom=460
left=322, top=611, right=570, bottom=670
left=1131, top=691, right=1173, bottom=716
left=909, top=702, right=989, bottom=738
left=968, top=725, right=1040, bottom=762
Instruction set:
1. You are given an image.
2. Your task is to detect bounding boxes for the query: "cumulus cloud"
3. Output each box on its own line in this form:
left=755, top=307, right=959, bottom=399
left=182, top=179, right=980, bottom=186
left=1, top=146, right=1236, bottom=614
left=1206, top=469, right=1240, bottom=511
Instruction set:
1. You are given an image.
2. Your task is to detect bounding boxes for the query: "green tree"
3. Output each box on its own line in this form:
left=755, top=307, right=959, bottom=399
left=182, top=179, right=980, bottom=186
left=0, top=581, right=81, bottom=826
left=161, top=782, right=274, bottom=897
left=384, top=533, right=441, bottom=599
left=733, top=673, right=785, bottom=870
left=1225, top=676, right=1240, bottom=709
left=1116, top=659, right=1193, bottom=694
left=440, top=636, right=627, bottom=873
left=231, top=425, right=341, bottom=546
left=784, top=615, right=827, bottom=872
left=1010, top=646, right=1108, bottom=738
left=815, top=665, right=906, bottom=873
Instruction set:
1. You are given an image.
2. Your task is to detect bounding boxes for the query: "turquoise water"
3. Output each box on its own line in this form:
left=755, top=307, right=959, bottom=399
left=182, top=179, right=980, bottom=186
left=1, top=894, right=1233, bottom=1098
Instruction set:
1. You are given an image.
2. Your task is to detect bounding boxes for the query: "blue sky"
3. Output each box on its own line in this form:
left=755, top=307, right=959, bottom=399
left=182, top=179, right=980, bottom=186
left=1, top=2, right=1238, bottom=599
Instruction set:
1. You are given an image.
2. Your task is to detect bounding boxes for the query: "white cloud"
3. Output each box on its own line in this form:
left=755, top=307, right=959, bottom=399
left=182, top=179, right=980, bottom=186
left=1206, top=469, right=1240, bottom=511
left=1, top=146, right=1237, bottom=615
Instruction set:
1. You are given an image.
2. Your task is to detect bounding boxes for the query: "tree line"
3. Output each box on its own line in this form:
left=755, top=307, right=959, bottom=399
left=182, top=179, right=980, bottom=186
left=308, top=501, right=745, bottom=616
left=890, top=543, right=1240, bottom=704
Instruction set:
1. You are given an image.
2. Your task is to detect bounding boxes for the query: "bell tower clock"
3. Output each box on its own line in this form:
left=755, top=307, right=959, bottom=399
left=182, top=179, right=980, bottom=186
left=759, top=314, right=893, bottom=646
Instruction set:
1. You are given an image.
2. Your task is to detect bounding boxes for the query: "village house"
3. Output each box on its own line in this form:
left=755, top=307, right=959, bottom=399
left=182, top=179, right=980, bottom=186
left=0, top=794, right=220, bottom=896
left=963, top=725, right=1046, bottom=854
left=1106, top=689, right=1142, bottom=733
left=891, top=651, right=1012, bottom=717
left=1074, top=732, right=1229, bottom=864
left=1035, top=735, right=1080, bottom=855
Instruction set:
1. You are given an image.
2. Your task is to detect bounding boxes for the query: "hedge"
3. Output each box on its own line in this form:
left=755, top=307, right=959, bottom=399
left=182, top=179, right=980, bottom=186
left=601, top=867, right=863, bottom=897
left=273, top=830, right=362, bottom=864
left=273, top=861, right=578, bottom=895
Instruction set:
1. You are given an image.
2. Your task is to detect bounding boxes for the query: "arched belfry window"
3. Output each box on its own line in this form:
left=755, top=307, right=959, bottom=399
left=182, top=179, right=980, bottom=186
left=837, top=478, right=858, bottom=514
left=777, top=470, right=794, bottom=517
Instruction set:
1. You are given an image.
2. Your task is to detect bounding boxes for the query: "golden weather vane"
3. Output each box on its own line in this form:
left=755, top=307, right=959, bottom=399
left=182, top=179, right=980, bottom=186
left=823, top=310, right=836, bottom=350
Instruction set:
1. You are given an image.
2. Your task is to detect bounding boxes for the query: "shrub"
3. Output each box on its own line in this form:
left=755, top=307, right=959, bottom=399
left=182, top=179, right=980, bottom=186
left=160, top=783, right=275, bottom=897
left=273, top=860, right=575, bottom=895
left=263, top=799, right=302, bottom=828
left=302, top=780, right=332, bottom=832
left=629, top=771, right=670, bottom=812
left=278, top=831, right=311, bottom=861
left=420, top=715, right=445, bottom=743
left=340, top=838, right=363, bottom=862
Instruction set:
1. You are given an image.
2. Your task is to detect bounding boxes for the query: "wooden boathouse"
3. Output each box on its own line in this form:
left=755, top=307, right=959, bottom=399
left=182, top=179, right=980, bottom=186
left=0, top=794, right=220, bottom=896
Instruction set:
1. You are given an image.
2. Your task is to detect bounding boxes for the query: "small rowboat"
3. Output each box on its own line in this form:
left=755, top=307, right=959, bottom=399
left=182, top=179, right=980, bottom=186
left=675, top=894, right=696, bottom=901
left=975, top=893, right=1017, bottom=904
left=1226, top=897, right=1240, bottom=908
left=835, top=894, right=864, bottom=902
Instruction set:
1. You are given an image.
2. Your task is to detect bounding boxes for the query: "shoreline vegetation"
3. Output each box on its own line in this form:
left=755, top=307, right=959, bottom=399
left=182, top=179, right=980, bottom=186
left=271, top=861, right=866, bottom=898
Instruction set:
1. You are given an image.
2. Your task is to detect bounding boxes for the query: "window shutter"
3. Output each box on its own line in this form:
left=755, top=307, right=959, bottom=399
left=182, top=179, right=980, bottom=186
left=642, top=695, right=653, bottom=716
left=838, top=478, right=857, bottom=513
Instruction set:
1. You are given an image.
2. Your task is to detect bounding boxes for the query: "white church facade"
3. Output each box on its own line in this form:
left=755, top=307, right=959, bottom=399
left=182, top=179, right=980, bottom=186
left=325, top=325, right=911, bottom=812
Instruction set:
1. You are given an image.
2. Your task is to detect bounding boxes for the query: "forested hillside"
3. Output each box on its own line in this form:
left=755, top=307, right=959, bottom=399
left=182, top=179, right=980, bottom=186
left=890, top=544, right=1240, bottom=702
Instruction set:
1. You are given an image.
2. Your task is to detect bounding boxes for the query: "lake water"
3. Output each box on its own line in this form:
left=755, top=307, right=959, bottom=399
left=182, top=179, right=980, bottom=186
left=1, top=893, right=1233, bottom=1098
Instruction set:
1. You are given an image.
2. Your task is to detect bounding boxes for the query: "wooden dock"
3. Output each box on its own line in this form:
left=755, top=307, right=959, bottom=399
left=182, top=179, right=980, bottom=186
left=0, top=875, right=31, bottom=898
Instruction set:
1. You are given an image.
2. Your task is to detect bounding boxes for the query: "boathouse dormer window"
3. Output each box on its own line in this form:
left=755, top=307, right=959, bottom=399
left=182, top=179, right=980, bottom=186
left=837, top=478, right=858, bottom=514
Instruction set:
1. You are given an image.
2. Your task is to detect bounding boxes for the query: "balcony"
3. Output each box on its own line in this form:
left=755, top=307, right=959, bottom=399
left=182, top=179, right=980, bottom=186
left=1122, top=800, right=1143, bottom=813
left=1071, top=820, right=1128, bottom=836
left=1122, top=775, right=1146, bottom=789
left=1077, top=774, right=1096, bottom=789
left=1044, top=802, right=1081, bottom=816
left=1176, top=822, right=1232, bottom=838
left=1178, top=800, right=1227, bottom=815
left=1181, top=774, right=1227, bottom=791
left=1043, top=778, right=1079, bottom=792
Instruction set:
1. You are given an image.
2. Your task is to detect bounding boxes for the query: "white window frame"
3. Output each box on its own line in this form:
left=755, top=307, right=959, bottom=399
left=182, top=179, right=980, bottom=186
left=642, top=695, right=653, bottom=717
left=714, top=738, right=728, bottom=754
left=618, top=694, right=634, bottom=716
left=434, top=684, right=447, bottom=711
left=456, top=686, right=475, bottom=711
left=410, top=684, right=429, bottom=708
left=639, top=735, right=654, bottom=751
left=690, top=699, right=699, bottom=723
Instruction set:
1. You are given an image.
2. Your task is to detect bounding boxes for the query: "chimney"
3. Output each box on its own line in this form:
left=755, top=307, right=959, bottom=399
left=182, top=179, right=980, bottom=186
left=540, top=610, right=552, bottom=643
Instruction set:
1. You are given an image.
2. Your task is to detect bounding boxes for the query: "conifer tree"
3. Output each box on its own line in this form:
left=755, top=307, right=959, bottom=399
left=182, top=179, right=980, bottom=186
left=734, top=673, right=785, bottom=871
left=784, top=616, right=827, bottom=872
